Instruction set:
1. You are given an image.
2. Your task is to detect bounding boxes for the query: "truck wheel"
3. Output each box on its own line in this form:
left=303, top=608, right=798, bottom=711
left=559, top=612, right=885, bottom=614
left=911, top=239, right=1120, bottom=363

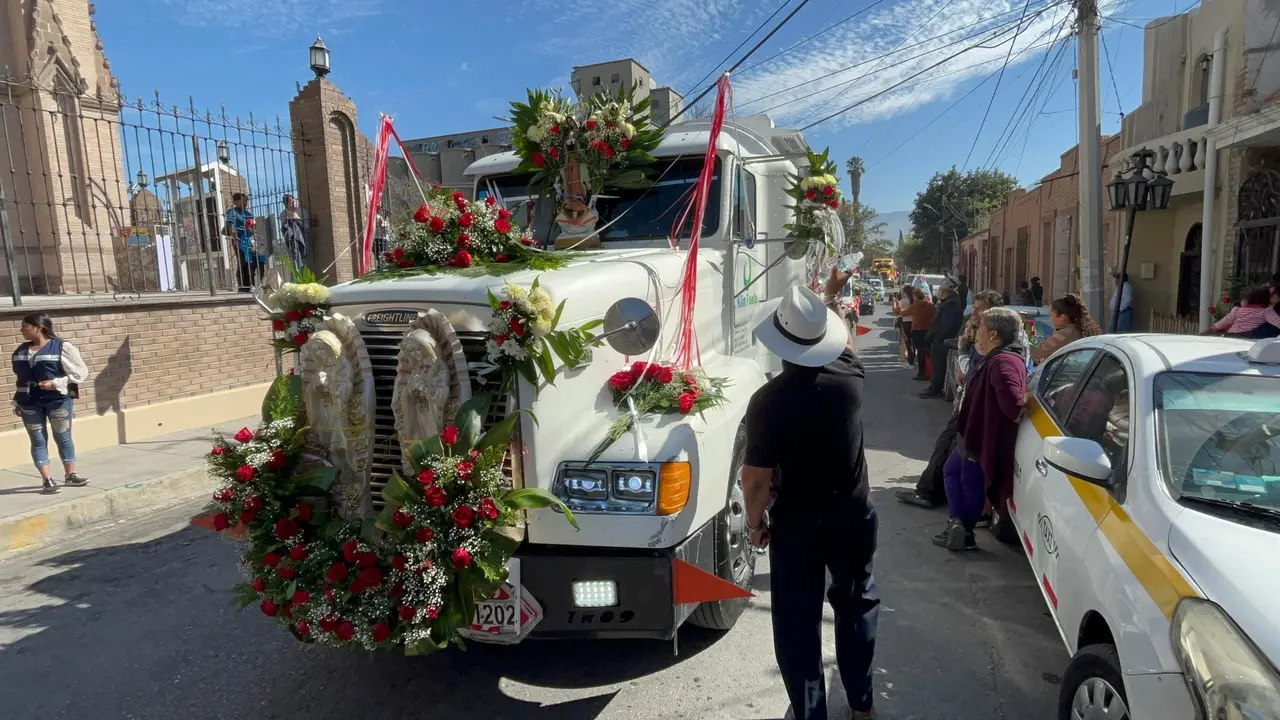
left=1058, top=644, right=1130, bottom=720
left=688, top=425, right=756, bottom=631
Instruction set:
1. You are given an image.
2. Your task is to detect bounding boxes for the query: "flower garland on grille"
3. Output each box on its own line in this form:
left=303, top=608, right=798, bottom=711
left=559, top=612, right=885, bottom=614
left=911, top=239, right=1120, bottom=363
left=588, top=362, right=729, bottom=462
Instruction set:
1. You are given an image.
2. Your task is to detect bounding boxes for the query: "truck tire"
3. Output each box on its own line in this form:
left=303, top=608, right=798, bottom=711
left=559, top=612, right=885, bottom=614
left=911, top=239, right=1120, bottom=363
left=1057, top=644, right=1130, bottom=720
left=687, top=425, right=756, bottom=631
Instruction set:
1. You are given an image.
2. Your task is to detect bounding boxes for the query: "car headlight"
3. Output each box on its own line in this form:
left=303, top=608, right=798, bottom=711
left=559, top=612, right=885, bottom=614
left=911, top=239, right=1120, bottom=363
left=1172, top=598, right=1280, bottom=719
left=554, top=463, right=687, bottom=515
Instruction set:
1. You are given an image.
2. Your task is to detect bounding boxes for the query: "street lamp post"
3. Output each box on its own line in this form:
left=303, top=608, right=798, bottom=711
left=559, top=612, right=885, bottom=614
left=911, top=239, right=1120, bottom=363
left=216, top=140, right=231, bottom=165
left=1106, top=148, right=1173, bottom=333
left=309, top=38, right=331, bottom=79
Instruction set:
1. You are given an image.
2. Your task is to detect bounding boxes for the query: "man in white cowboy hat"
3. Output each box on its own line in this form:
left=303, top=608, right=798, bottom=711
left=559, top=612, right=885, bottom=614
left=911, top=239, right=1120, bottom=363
left=742, top=268, right=878, bottom=720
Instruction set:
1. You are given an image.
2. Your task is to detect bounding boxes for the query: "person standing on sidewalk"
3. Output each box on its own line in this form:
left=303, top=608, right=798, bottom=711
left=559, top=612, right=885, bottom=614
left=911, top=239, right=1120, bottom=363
left=226, top=193, right=263, bottom=292
left=894, top=287, right=933, bottom=379
left=920, top=281, right=965, bottom=399
left=11, top=313, right=90, bottom=494
left=278, top=193, right=308, bottom=272
left=743, top=271, right=878, bottom=720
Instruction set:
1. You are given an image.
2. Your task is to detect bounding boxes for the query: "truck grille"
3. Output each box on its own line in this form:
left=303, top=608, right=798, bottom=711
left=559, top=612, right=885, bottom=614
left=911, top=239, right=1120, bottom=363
left=359, top=328, right=517, bottom=509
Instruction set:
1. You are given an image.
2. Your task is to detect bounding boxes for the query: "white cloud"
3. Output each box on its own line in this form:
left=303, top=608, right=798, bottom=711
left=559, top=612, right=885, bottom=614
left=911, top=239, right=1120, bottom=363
left=158, top=0, right=382, bottom=33
left=460, top=62, right=472, bottom=72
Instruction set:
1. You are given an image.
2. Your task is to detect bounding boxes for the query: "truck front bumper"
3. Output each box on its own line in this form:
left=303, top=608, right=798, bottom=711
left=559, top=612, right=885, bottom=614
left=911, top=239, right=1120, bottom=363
left=514, top=516, right=717, bottom=640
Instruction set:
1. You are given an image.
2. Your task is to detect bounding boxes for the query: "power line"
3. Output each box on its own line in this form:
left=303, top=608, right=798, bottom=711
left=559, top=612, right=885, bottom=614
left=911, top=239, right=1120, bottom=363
left=1012, top=51, right=1075, bottom=175
left=737, top=0, right=897, bottom=77
left=681, top=0, right=795, bottom=99
left=962, top=0, right=1036, bottom=169
left=984, top=27, right=1072, bottom=170
left=1099, top=29, right=1125, bottom=117
left=745, top=2, right=1064, bottom=118
left=662, top=0, right=815, bottom=129
left=799, top=9, right=1070, bottom=132
left=978, top=14, right=1073, bottom=168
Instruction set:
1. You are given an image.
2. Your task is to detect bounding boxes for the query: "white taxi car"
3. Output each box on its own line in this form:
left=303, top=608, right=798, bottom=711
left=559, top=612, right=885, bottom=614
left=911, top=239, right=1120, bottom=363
left=1010, top=334, right=1280, bottom=720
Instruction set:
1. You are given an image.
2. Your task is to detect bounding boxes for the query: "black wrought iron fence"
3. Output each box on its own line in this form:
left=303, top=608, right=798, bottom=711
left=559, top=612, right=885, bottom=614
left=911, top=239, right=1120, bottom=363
left=0, top=73, right=306, bottom=304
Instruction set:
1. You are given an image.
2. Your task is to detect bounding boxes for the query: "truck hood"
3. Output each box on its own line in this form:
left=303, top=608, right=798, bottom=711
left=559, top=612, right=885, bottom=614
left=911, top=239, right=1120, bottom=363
left=1168, top=508, right=1280, bottom=665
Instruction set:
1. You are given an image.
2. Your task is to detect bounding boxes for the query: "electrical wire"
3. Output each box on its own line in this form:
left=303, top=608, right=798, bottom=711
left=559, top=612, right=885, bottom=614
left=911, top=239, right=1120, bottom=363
left=962, top=0, right=1036, bottom=169
left=737, top=0, right=897, bottom=77
left=1099, top=29, right=1125, bottom=117
left=681, top=0, right=796, bottom=99
left=978, top=13, right=1073, bottom=168
left=983, top=28, right=1072, bottom=170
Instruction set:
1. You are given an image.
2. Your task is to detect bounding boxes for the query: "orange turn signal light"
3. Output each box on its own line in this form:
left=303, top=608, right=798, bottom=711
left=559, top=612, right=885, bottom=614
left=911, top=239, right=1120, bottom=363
left=657, top=462, right=691, bottom=516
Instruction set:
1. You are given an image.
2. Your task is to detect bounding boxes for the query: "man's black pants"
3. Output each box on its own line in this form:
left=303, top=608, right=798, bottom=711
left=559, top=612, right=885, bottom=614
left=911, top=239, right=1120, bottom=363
left=910, top=329, right=929, bottom=378
left=770, top=503, right=879, bottom=719
left=915, top=413, right=958, bottom=505
left=237, top=256, right=264, bottom=292
left=927, top=337, right=950, bottom=394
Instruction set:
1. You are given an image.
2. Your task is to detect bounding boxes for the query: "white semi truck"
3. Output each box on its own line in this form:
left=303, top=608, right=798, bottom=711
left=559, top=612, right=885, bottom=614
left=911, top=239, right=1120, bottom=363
left=323, top=115, right=812, bottom=643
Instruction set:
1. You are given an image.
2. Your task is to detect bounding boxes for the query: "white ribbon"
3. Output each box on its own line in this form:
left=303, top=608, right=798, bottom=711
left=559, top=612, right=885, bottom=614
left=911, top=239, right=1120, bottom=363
left=626, top=394, right=649, bottom=463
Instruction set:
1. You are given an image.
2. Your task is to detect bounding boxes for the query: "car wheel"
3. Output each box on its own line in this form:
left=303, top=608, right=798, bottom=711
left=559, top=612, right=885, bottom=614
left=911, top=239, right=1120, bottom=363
left=1058, top=644, right=1130, bottom=720
left=687, top=425, right=756, bottom=631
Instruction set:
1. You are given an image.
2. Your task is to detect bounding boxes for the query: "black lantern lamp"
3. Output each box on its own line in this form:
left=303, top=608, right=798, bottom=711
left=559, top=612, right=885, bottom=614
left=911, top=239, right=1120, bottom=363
left=136, top=169, right=149, bottom=189
left=1147, top=172, right=1174, bottom=211
left=216, top=139, right=230, bottom=165
left=310, top=38, right=331, bottom=79
left=1107, top=170, right=1129, bottom=210
left=1108, top=146, right=1172, bottom=333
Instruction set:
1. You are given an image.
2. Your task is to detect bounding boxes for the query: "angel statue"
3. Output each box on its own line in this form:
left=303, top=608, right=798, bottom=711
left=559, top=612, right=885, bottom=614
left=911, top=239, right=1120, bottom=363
left=392, top=310, right=471, bottom=474
left=299, top=330, right=350, bottom=476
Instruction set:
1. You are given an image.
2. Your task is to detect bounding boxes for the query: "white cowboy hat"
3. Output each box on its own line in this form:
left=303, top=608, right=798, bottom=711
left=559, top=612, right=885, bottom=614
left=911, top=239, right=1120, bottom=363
left=752, top=285, right=849, bottom=367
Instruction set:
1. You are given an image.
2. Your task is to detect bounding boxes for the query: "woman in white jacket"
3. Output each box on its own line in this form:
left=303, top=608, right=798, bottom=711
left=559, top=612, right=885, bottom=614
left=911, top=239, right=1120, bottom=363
left=11, top=313, right=90, bottom=494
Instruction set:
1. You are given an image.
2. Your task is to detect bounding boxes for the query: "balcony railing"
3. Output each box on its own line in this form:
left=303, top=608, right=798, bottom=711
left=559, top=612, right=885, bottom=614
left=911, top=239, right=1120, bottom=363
left=1111, top=127, right=1207, bottom=183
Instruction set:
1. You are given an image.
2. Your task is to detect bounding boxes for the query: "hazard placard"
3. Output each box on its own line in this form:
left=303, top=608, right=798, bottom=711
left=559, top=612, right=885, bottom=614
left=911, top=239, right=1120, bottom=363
left=459, top=558, right=543, bottom=645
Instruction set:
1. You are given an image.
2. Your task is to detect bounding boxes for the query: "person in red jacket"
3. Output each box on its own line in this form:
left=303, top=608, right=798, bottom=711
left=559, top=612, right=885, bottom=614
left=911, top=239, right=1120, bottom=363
left=935, top=306, right=1027, bottom=551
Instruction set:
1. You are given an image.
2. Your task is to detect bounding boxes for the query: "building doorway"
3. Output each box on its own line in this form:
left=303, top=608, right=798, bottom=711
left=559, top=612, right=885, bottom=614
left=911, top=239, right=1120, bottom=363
left=1236, top=170, right=1280, bottom=294
left=1177, top=223, right=1202, bottom=317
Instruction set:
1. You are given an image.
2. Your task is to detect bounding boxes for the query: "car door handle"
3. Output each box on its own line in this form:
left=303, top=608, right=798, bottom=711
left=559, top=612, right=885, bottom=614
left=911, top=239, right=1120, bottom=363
left=1034, top=458, right=1049, bottom=477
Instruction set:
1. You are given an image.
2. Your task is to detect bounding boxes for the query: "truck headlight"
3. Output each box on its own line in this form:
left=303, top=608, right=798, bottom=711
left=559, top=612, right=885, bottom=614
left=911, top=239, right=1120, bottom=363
left=1172, top=598, right=1280, bottom=719
left=554, top=463, right=687, bottom=515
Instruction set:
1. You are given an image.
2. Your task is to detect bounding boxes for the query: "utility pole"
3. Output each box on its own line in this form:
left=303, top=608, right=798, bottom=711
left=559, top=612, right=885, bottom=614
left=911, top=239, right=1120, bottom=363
left=1076, top=0, right=1106, bottom=320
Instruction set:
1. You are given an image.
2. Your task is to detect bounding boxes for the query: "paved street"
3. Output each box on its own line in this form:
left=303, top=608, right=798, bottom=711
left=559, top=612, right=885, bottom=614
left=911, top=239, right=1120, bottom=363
left=0, top=306, right=1066, bottom=720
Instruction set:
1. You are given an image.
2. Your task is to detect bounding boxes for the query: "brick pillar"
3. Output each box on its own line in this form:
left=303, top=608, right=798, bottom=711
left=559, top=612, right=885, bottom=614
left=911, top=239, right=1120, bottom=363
left=288, top=78, right=373, bottom=285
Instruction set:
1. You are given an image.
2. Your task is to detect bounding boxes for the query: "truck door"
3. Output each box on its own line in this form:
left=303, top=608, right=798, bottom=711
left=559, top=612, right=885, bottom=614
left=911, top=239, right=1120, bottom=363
left=729, top=162, right=768, bottom=365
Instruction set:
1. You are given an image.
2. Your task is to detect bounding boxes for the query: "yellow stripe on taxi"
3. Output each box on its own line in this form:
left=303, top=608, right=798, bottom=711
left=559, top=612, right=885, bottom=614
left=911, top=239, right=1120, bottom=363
left=1024, top=398, right=1200, bottom=619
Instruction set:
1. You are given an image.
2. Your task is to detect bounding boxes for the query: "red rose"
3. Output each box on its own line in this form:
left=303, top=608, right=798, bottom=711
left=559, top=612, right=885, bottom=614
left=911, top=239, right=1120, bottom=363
left=415, top=527, right=435, bottom=543
left=602, top=144, right=615, bottom=159
left=805, top=189, right=817, bottom=200
left=498, top=300, right=512, bottom=310
left=653, top=366, right=674, bottom=384
left=494, top=254, right=509, bottom=263
left=290, top=332, right=309, bottom=347
left=243, top=494, right=264, bottom=512
left=292, top=589, right=311, bottom=606
left=479, top=497, right=500, bottom=520
left=319, top=615, right=337, bottom=632
left=452, top=250, right=473, bottom=267
left=373, top=621, right=391, bottom=643
left=234, top=427, right=254, bottom=443
left=608, top=370, right=635, bottom=392
left=274, top=518, right=301, bottom=541
left=424, top=486, right=447, bottom=507
left=457, top=232, right=471, bottom=249
left=399, top=605, right=417, bottom=621
left=266, top=450, right=286, bottom=470
left=277, top=565, right=297, bottom=580
left=426, top=606, right=440, bottom=620
left=455, top=461, right=474, bottom=481
left=296, top=619, right=310, bottom=637
left=457, top=213, right=474, bottom=229
left=441, top=425, right=460, bottom=446
left=429, top=216, right=445, bottom=233
left=335, top=620, right=354, bottom=641
left=828, top=199, right=840, bottom=209
left=486, top=196, right=497, bottom=207
left=289, top=545, right=308, bottom=562
left=585, top=120, right=598, bottom=131
left=398, top=260, right=415, bottom=269
left=452, top=505, right=476, bottom=529
left=531, top=151, right=545, bottom=168
left=498, top=208, right=512, bottom=220
left=452, top=190, right=467, bottom=206
left=549, top=124, right=561, bottom=135
left=260, top=600, right=278, bottom=617
left=271, top=319, right=286, bottom=332
left=1208, top=306, right=1218, bottom=314
left=251, top=576, right=266, bottom=592
left=211, top=445, right=225, bottom=457
left=392, top=508, right=414, bottom=528
left=343, top=540, right=359, bottom=563
left=284, top=310, right=302, bottom=323
left=239, top=509, right=258, bottom=525
left=620, top=137, right=630, bottom=150
left=392, top=554, right=408, bottom=572
left=678, top=393, right=696, bottom=414
left=413, top=205, right=432, bottom=223
left=417, top=469, right=436, bottom=485
left=521, top=236, right=535, bottom=246
left=262, top=552, right=282, bottom=568
left=391, top=246, right=405, bottom=262
left=324, top=587, right=335, bottom=603
left=451, top=547, right=472, bottom=569
left=326, top=562, right=348, bottom=584
left=214, top=488, right=233, bottom=502
left=549, top=147, right=561, bottom=160
left=495, top=218, right=512, bottom=234
left=510, top=318, right=525, bottom=337
left=296, top=503, right=313, bottom=523
left=355, top=551, right=377, bottom=568
left=213, top=513, right=231, bottom=531
left=823, top=185, right=835, bottom=197
left=353, top=567, right=383, bottom=593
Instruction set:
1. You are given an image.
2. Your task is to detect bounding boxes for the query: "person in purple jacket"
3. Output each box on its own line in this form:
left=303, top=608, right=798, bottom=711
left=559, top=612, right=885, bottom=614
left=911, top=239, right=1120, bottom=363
left=935, top=306, right=1027, bottom=551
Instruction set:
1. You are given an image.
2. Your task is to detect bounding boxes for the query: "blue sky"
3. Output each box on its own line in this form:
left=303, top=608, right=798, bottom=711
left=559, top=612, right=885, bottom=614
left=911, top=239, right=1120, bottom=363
left=96, top=0, right=1189, bottom=214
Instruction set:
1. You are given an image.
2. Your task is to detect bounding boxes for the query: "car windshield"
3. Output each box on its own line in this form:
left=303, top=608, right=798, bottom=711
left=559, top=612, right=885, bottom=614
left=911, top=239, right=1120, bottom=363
left=1154, top=372, right=1280, bottom=513
left=474, top=158, right=720, bottom=245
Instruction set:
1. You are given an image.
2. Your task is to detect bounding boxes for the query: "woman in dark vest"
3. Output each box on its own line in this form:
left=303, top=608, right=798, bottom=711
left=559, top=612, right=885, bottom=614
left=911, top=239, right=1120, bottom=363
left=11, top=313, right=90, bottom=493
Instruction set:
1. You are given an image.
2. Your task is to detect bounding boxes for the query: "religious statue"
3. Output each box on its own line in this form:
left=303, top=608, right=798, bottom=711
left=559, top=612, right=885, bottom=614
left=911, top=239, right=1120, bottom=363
left=553, top=155, right=601, bottom=249
left=392, top=310, right=471, bottom=474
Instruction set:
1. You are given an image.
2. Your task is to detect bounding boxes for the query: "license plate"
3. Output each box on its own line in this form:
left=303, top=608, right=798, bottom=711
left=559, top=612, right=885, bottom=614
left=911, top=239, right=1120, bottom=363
left=459, top=558, right=544, bottom=645
left=472, top=597, right=518, bottom=629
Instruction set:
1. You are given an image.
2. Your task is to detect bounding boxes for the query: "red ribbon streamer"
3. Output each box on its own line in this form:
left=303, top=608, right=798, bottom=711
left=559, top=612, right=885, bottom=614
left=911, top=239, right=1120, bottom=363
left=361, top=116, right=394, bottom=276
left=670, top=75, right=732, bottom=370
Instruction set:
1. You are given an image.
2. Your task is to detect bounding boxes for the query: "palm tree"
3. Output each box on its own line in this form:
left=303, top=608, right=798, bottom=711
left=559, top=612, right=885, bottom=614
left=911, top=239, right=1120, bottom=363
left=845, top=156, right=865, bottom=207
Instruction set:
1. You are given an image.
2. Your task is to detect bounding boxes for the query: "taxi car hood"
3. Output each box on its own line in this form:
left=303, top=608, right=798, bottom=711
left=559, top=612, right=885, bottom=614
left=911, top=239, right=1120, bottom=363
left=1169, top=508, right=1280, bottom=665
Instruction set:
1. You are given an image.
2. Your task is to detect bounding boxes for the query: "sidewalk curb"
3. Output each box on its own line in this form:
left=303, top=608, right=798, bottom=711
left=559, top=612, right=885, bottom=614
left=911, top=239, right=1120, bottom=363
left=0, top=465, right=216, bottom=554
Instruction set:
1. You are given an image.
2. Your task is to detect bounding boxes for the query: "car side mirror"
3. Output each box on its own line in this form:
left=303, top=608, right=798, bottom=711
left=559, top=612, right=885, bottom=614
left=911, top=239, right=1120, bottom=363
left=1043, top=436, right=1112, bottom=485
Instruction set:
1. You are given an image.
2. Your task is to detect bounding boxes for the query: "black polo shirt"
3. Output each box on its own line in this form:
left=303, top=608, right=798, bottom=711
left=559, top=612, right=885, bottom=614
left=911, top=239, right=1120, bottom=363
left=743, top=350, right=870, bottom=522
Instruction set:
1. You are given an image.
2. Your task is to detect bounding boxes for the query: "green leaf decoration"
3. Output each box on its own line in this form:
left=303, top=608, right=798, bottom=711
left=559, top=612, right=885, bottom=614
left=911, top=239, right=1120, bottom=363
left=474, top=408, right=537, bottom=453
left=536, top=338, right=557, bottom=385
left=409, top=436, right=444, bottom=467
left=453, top=392, right=493, bottom=453
left=294, top=466, right=336, bottom=493
left=379, top=471, right=418, bottom=509
left=501, top=487, right=579, bottom=530
left=261, top=373, right=301, bottom=422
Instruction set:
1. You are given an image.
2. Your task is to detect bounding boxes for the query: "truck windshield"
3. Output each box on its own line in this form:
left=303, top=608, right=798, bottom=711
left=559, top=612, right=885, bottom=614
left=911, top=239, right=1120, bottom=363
left=1154, top=372, right=1280, bottom=514
left=474, top=157, right=720, bottom=245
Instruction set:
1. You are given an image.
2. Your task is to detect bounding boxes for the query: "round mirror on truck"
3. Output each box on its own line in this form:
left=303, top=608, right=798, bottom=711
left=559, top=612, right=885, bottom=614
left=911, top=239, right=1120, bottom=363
left=784, top=239, right=810, bottom=260
left=601, top=297, right=661, bottom=356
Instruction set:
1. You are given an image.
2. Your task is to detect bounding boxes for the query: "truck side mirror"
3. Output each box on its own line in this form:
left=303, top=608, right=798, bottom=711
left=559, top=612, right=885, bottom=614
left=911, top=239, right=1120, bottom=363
left=600, top=297, right=660, bottom=356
